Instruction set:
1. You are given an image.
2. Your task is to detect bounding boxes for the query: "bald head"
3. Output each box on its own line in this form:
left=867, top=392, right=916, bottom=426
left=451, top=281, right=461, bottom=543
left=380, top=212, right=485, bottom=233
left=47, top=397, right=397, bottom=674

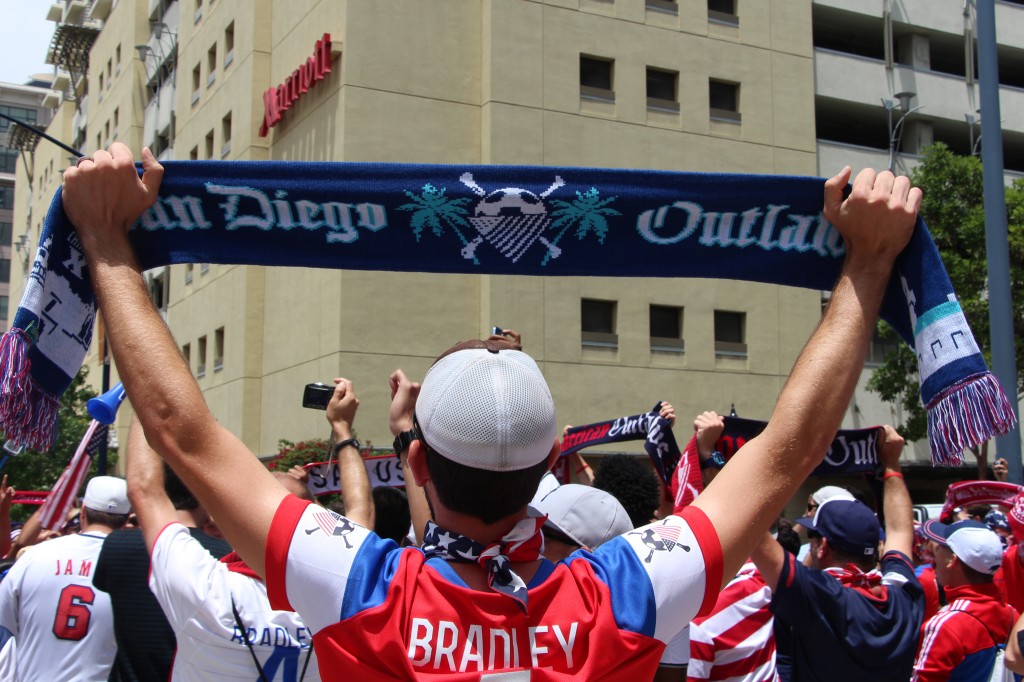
left=272, top=472, right=315, bottom=502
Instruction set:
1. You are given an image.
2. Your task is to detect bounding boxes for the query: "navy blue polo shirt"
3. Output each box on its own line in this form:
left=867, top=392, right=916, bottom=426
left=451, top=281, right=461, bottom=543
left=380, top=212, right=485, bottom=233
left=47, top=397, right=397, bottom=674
left=771, top=550, right=925, bottom=682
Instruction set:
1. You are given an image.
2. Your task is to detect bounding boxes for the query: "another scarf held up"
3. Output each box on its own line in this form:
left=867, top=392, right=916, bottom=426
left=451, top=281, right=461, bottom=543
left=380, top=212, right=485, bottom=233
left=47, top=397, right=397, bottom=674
left=0, top=161, right=1016, bottom=463
left=669, top=417, right=886, bottom=512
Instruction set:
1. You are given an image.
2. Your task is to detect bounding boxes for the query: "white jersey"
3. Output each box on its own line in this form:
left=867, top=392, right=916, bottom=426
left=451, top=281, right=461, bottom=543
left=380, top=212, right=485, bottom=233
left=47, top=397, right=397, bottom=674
left=150, top=523, right=320, bottom=681
left=0, top=531, right=115, bottom=682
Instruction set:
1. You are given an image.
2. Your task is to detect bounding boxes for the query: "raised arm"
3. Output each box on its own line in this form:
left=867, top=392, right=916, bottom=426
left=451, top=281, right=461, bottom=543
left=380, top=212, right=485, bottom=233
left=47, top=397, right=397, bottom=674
left=877, top=425, right=913, bottom=557
left=62, top=144, right=287, bottom=577
left=389, top=370, right=431, bottom=545
left=325, top=378, right=373, bottom=529
left=124, top=414, right=177, bottom=554
left=693, top=167, right=921, bottom=584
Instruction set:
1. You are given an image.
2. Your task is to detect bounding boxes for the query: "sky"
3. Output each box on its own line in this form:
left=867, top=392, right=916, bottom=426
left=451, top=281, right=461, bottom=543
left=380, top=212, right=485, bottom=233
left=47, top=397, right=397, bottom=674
left=0, top=1, right=58, bottom=85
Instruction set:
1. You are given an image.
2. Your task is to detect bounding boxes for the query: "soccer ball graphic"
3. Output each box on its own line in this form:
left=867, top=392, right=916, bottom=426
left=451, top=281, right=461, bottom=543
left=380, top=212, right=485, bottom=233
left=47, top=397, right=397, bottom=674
left=475, top=188, right=547, bottom=217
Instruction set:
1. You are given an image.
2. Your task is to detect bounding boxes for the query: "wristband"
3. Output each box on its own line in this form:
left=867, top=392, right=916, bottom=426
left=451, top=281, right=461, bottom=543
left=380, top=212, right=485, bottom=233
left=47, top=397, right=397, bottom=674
left=883, top=470, right=904, bottom=480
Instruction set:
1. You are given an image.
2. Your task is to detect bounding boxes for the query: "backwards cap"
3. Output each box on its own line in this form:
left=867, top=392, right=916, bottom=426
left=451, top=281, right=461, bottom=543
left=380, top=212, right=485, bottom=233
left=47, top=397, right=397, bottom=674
left=416, top=339, right=557, bottom=472
left=83, top=476, right=131, bottom=515
left=535, top=484, right=633, bottom=550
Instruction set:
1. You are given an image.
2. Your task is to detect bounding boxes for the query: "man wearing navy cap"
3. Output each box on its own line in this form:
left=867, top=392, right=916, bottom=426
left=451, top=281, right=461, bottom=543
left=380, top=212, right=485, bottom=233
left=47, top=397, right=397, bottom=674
left=912, top=519, right=1017, bottom=681
left=751, top=425, right=924, bottom=682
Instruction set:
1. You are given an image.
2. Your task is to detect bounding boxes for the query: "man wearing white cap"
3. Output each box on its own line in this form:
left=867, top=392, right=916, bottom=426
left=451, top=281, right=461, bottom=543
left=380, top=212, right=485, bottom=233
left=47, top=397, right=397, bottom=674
left=0, top=475, right=130, bottom=681
left=62, top=142, right=921, bottom=678
left=912, top=519, right=1018, bottom=681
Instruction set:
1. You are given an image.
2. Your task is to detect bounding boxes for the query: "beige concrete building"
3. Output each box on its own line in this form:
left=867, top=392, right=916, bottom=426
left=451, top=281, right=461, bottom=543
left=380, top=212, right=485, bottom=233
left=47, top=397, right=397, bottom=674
left=15, top=0, right=1021, bottom=512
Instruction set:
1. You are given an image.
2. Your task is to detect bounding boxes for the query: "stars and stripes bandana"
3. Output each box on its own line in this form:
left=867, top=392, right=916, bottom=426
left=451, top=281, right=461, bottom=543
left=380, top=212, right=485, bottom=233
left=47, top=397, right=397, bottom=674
left=421, top=511, right=547, bottom=612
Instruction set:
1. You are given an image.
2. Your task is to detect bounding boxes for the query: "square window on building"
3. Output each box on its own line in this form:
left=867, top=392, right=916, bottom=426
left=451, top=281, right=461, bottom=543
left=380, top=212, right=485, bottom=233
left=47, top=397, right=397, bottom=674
left=581, top=298, right=618, bottom=347
left=0, top=258, right=9, bottom=282
left=194, top=0, right=203, bottom=23
left=205, top=130, right=214, bottom=159
left=214, top=327, right=224, bottom=371
left=185, top=262, right=194, bottom=284
left=0, top=187, right=12, bottom=209
left=190, top=146, right=199, bottom=161
left=197, top=335, right=207, bottom=377
left=0, top=149, right=17, bottom=174
left=0, top=222, right=12, bottom=247
left=646, top=68, right=679, bottom=112
left=714, top=310, right=747, bottom=355
left=148, top=269, right=169, bottom=311
left=224, top=22, right=235, bottom=67
left=650, top=304, right=684, bottom=351
left=580, top=56, right=615, bottom=102
left=221, top=112, right=232, bottom=158
left=708, top=0, right=738, bottom=25
left=709, top=79, right=741, bottom=123
left=182, top=342, right=191, bottom=370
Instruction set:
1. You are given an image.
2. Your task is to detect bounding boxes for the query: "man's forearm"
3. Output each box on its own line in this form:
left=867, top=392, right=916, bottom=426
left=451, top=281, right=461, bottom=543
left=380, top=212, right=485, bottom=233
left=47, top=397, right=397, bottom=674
left=881, top=466, right=913, bottom=558
left=335, top=434, right=373, bottom=529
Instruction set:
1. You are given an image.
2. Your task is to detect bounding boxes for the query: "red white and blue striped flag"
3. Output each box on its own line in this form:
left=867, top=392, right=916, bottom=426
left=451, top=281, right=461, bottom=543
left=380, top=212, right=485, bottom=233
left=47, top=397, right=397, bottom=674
left=38, top=419, right=107, bottom=531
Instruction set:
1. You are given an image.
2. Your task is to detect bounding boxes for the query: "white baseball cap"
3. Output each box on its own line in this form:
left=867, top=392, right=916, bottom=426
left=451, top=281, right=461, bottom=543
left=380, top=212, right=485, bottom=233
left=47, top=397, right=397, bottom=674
left=922, top=519, right=1004, bottom=575
left=83, top=476, right=131, bottom=515
left=535, top=484, right=633, bottom=550
left=416, top=340, right=557, bottom=472
left=811, top=485, right=856, bottom=506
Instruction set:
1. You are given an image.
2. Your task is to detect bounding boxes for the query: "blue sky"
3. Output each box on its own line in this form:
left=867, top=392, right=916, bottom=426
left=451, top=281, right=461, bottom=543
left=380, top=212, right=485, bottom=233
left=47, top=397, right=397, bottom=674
left=0, top=1, right=58, bottom=85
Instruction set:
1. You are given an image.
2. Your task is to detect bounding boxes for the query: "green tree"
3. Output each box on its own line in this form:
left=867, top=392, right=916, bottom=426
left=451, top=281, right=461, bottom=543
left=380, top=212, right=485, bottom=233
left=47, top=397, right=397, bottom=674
left=0, top=368, right=113, bottom=521
left=867, top=143, right=1024, bottom=468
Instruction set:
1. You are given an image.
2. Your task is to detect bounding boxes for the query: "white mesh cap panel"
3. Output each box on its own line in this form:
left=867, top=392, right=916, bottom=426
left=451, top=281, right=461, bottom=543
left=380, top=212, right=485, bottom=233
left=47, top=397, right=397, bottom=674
left=416, top=348, right=557, bottom=472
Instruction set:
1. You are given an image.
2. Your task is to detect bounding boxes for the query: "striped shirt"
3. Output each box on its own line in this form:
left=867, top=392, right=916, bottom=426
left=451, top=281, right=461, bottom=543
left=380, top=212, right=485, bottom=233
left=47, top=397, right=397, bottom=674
left=688, top=563, right=779, bottom=682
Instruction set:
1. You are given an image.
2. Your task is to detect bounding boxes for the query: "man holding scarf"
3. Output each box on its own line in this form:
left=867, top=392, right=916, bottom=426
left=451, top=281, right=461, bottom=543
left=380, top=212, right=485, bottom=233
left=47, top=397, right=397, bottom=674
left=60, top=143, right=921, bottom=679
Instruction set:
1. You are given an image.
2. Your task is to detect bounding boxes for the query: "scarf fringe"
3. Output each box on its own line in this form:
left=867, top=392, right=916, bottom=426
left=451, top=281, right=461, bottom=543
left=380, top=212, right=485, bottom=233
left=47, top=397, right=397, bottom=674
left=0, top=328, right=59, bottom=452
left=927, top=372, right=1018, bottom=466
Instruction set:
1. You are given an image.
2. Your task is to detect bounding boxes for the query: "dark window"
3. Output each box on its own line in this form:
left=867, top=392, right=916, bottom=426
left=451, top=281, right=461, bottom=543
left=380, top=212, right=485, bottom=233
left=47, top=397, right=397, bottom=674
left=0, top=258, right=10, bottom=282
left=647, top=68, right=679, bottom=109
left=0, top=296, right=8, bottom=325
left=650, top=305, right=684, bottom=351
left=0, top=187, right=14, bottom=209
left=0, top=149, right=18, bottom=174
left=197, top=335, right=207, bottom=376
left=580, top=56, right=614, bottom=101
left=581, top=299, right=618, bottom=347
left=0, top=106, right=37, bottom=132
left=867, top=326, right=900, bottom=366
left=0, top=222, right=12, bottom=246
left=214, top=327, right=224, bottom=371
left=710, top=80, right=741, bottom=122
left=708, top=0, right=738, bottom=24
left=714, top=310, right=747, bottom=355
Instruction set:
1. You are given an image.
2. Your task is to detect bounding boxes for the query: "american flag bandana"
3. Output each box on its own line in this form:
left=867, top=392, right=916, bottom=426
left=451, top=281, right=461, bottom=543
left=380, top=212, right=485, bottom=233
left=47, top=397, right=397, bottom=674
left=421, top=511, right=547, bottom=612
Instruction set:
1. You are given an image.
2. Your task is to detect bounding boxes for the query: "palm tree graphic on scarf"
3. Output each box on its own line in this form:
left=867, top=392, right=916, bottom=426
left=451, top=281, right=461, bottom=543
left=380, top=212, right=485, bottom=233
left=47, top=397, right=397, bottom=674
left=398, top=173, right=619, bottom=266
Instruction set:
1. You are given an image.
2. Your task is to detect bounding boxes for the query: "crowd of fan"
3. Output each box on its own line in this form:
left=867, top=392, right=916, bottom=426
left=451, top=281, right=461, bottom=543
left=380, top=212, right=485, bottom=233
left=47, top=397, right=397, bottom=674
left=2, top=393, right=1024, bottom=681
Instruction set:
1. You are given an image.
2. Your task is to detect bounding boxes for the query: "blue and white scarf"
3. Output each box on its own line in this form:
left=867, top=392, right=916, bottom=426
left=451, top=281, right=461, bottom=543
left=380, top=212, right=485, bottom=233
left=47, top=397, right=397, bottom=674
left=0, top=161, right=1016, bottom=464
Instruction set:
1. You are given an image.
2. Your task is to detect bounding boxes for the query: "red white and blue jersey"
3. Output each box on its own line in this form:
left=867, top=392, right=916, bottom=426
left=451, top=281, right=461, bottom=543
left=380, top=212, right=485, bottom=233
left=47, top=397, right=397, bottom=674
left=688, top=563, right=778, bottom=682
left=0, top=532, right=116, bottom=682
left=266, top=495, right=722, bottom=680
left=150, top=523, right=320, bottom=681
left=911, top=583, right=1017, bottom=682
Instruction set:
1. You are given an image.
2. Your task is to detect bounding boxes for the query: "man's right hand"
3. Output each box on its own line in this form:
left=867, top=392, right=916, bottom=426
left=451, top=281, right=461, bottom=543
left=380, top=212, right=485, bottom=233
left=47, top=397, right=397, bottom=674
left=61, top=143, right=164, bottom=250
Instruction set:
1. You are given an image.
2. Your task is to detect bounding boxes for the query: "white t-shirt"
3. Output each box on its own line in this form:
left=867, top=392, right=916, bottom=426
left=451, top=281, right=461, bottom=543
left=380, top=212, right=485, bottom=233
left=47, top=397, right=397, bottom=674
left=0, top=532, right=115, bottom=682
left=149, top=522, right=319, bottom=681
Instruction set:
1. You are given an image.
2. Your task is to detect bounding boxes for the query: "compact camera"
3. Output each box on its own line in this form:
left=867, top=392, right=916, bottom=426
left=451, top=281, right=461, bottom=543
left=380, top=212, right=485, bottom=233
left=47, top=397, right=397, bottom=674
left=302, top=382, right=334, bottom=410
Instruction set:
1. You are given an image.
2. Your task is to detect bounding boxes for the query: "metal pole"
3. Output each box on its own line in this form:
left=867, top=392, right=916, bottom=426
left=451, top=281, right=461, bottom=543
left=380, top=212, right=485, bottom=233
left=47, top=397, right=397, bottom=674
left=0, top=112, right=83, bottom=158
left=98, top=335, right=109, bottom=475
left=976, top=0, right=1022, bottom=482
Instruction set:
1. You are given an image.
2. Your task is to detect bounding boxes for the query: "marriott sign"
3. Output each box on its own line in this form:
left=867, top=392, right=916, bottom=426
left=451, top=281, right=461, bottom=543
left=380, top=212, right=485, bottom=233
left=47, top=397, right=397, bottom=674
left=259, top=33, right=335, bottom=137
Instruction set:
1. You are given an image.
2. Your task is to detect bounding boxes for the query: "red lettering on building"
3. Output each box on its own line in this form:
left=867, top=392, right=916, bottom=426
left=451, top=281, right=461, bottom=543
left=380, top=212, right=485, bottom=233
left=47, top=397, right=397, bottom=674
left=259, top=33, right=334, bottom=137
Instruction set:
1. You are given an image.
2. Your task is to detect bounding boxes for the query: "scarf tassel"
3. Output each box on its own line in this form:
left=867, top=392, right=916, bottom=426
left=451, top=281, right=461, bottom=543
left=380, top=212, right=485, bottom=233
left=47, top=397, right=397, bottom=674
left=0, top=328, right=59, bottom=452
left=927, top=372, right=1018, bottom=466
